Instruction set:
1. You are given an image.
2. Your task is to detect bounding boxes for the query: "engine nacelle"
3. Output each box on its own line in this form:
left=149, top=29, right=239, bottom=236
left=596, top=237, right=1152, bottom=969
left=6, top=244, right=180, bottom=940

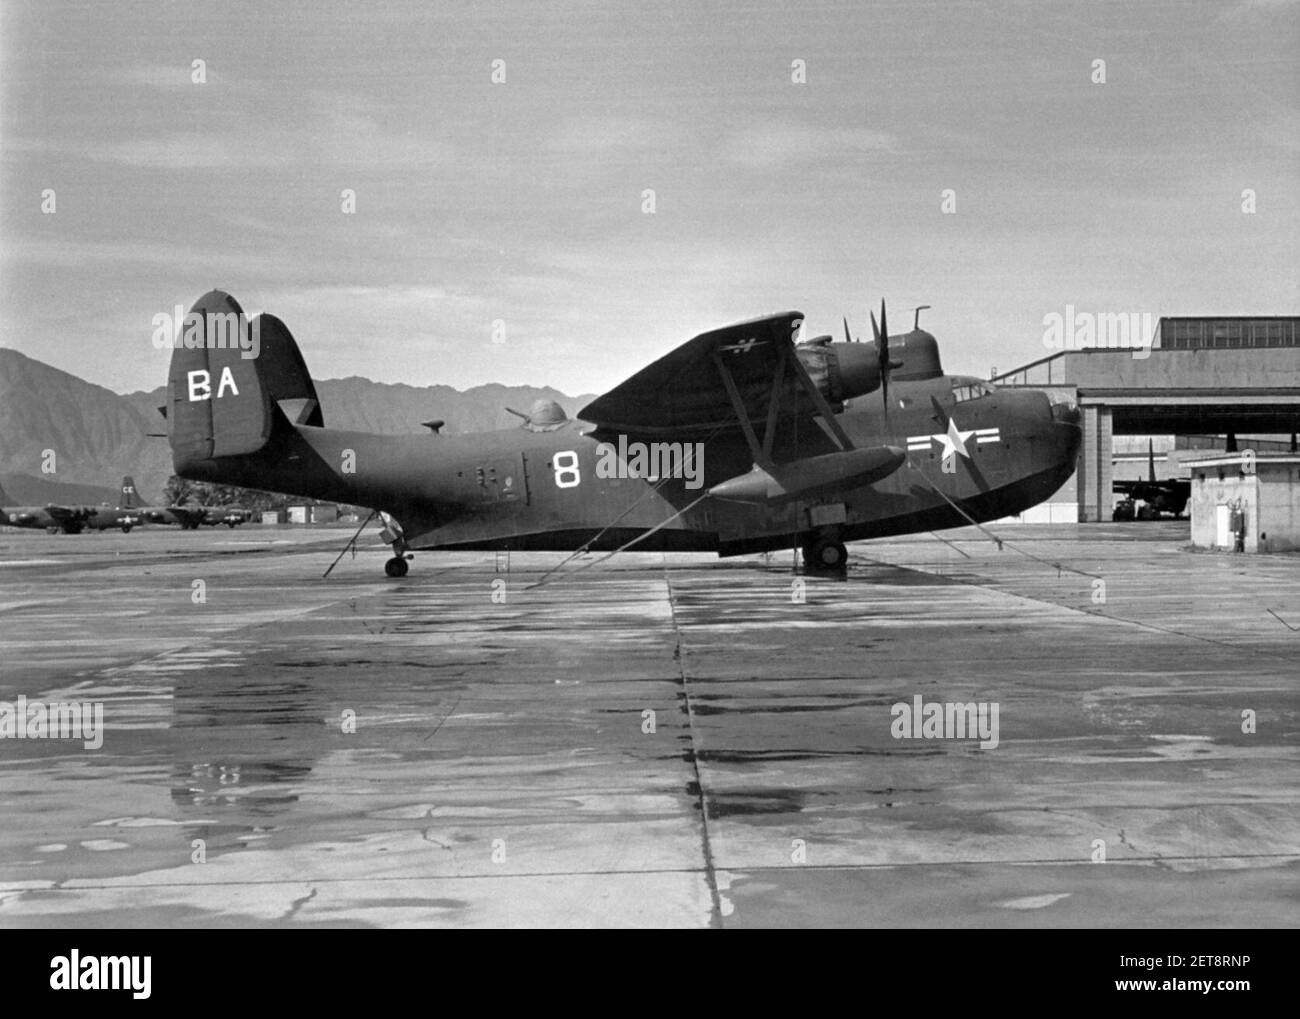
left=794, top=339, right=881, bottom=404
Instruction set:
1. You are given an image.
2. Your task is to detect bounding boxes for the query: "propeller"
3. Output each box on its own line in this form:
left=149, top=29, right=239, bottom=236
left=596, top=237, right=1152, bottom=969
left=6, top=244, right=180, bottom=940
left=845, top=299, right=901, bottom=417
left=873, top=299, right=901, bottom=418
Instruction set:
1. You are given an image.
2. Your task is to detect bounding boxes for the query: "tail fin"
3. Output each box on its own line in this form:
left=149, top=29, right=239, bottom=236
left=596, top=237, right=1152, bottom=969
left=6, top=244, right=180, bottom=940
left=120, top=476, right=140, bottom=508
left=254, top=312, right=324, bottom=427
left=168, top=291, right=322, bottom=473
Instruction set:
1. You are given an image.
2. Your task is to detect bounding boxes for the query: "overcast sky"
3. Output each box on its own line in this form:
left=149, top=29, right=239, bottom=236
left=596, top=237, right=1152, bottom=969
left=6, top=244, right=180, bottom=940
left=2, top=0, right=1296, bottom=399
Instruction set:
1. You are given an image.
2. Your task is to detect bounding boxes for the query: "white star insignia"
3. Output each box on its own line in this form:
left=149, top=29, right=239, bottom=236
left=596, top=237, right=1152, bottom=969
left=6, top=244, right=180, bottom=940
left=933, top=418, right=975, bottom=460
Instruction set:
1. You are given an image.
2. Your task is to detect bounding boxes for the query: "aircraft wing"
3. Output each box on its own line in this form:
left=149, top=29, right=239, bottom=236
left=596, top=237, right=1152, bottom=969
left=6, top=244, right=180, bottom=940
left=44, top=504, right=95, bottom=523
left=1115, top=480, right=1183, bottom=496
left=167, top=505, right=209, bottom=526
left=578, top=312, right=809, bottom=439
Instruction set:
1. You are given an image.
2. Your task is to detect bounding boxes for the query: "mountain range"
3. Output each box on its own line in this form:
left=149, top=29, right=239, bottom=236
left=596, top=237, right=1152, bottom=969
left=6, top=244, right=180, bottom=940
left=0, top=347, right=592, bottom=507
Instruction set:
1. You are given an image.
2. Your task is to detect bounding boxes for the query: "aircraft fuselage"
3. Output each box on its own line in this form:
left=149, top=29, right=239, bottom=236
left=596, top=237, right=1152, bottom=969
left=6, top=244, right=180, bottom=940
left=177, top=374, right=1081, bottom=556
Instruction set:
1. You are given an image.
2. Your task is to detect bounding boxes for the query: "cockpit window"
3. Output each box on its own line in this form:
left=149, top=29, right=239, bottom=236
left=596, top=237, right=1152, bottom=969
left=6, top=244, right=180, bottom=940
left=952, top=380, right=995, bottom=402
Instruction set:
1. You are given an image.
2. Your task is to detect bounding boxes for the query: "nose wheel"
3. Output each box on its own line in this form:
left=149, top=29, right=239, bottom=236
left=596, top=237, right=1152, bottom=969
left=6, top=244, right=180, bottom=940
left=384, top=556, right=410, bottom=578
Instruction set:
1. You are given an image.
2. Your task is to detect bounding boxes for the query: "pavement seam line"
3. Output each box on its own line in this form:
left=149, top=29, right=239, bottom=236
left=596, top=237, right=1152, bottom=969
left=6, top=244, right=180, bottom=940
left=663, top=561, right=723, bottom=928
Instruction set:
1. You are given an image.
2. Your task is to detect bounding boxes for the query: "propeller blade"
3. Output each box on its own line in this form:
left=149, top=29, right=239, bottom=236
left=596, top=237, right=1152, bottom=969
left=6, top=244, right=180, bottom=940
left=878, top=300, right=890, bottom=416
left=843, top=316, right=853, bottom=344
left=870, top=310, right=881, bottom=344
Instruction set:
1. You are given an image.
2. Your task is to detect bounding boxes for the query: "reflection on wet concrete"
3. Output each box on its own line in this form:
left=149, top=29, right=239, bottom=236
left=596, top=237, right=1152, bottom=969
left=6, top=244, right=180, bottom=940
left=168, top=673, right=319, bottom=825
left=0, top=523, right=1297, bottom=927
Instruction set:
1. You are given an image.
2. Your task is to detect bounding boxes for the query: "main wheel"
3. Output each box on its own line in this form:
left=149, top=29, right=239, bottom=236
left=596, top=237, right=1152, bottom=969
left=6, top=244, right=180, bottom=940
left=384, top=556, right=409, bottom=578
left=121, top=524, right=133, bottom=533
left=807, top=537, right=847, bottom=571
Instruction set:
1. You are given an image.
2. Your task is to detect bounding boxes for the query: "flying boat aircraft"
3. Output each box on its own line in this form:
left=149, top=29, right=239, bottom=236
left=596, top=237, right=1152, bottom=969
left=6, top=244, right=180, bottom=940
left=161, top=291, right=1081, bottom=577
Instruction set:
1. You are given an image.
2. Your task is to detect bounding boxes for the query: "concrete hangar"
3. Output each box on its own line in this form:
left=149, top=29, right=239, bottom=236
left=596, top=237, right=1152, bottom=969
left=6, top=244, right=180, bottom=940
left=991, top=316, right=1300, bottom=543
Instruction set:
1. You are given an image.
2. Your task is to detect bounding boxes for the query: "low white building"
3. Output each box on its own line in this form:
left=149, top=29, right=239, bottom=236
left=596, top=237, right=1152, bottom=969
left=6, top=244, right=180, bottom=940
left=1184, top=452, right=1300, bottom=553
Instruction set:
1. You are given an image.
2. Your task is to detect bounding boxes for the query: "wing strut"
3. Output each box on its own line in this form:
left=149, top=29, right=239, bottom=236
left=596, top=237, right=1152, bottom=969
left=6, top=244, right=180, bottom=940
left=710, top=351, right=769, bottom=466
left=781, top=343, right=855, bottom=452
left=760, top=354, right=786, bottom=463
left=710, top=344, right=854, bottom=467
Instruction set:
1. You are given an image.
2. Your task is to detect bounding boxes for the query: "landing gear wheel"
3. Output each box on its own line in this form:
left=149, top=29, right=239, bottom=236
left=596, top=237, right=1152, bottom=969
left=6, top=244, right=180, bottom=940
left=805, top=537, right=848, bottom=572
left=384, top=556, right=409, bottom=578
left=121, top=525, right=133, bottom=533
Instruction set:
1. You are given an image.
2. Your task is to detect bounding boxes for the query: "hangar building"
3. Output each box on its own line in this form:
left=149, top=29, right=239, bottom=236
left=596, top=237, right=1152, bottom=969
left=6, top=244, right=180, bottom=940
left=993, top=316, right=1300, bottom=522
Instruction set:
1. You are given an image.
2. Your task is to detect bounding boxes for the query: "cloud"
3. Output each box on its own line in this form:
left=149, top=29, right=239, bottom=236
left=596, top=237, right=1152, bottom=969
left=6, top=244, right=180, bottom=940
left=1262, top=111, right=1300, bottom=154
left=546, top=116, right=680, bottom=155
left=721, top=123, right=897, bottom=169
left=15, top=84, right=455, bottom=171
left=1219, top=0, right=1299, bottom=14
left=1, top=238, right=302, bottom=278
left=86, top=132, right=295, bottom=169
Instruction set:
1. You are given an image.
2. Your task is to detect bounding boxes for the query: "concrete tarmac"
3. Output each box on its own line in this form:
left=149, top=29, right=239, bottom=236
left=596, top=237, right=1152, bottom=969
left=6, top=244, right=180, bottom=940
left=0, top=523, right=1296, bottom=927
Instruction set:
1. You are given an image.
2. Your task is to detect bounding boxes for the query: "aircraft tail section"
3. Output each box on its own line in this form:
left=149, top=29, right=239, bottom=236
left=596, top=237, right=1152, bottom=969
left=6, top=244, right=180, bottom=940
left=254, top=311, right=324, bottom=428
left=120, top=476, right=140, bottom=508
left=167, top=291, right=323, bottom=474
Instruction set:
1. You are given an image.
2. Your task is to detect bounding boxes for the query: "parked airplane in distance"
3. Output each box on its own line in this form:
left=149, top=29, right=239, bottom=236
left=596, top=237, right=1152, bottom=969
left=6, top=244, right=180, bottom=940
left=1113, top=441, right=1190, bottom=520
left=118, top=476, right=251, bottom=529
left=0, top=480, right=99, bottom=533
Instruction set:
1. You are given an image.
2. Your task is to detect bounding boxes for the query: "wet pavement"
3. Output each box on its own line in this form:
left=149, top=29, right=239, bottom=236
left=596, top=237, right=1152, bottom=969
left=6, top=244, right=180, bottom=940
left=1, top=522, right=1297, bottom=927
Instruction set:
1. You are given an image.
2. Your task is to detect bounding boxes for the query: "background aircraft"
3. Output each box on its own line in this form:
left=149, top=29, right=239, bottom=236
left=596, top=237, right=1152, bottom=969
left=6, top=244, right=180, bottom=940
left=164, top=291, right=1081, bottom=576
left=0, top=478, right=142, bottom=533
left=1113, top=440, right=1190, bottom=520
left=0, top=481, right=99, bottom=533
left=77, top=475, right=144, bottom=532
left=82, top=506, right=143, bottom=532
left=118, top=475, right=251, bottom=529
